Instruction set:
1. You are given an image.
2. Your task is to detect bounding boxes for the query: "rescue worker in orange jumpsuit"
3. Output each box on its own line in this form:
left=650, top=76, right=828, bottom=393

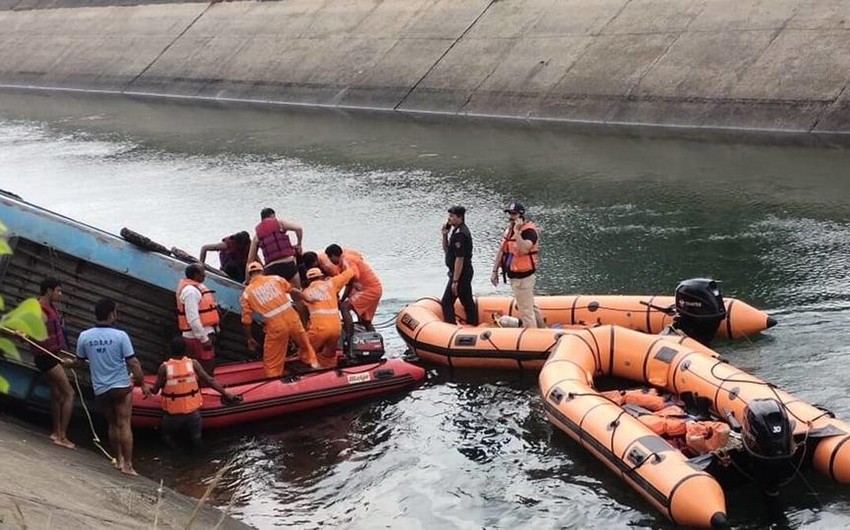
left=241, top=262, right=320, bottom=377
left=176, top=263, right=220, bottom=377
left=303, top=267, right=356, bottom=368
left=150, top=337, right=239, bottom=449
left=324, top=244, right=383, bottom=332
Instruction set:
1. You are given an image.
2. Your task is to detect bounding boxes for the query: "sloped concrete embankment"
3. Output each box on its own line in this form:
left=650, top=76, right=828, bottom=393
left=0, top=0, right=848, bottom=135
left=0, top=417, right=250, bottom=529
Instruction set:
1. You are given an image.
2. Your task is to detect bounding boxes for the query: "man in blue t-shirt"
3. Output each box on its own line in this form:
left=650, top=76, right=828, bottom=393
left=70, top=297, right=151, bottom=476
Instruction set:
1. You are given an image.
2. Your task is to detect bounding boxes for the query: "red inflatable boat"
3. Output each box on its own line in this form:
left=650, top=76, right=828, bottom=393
left=131, top=357, right=425, bottom=429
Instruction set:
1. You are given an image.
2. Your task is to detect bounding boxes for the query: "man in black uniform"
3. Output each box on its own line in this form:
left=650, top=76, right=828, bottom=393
left=440, top=205, right=479, bottom=325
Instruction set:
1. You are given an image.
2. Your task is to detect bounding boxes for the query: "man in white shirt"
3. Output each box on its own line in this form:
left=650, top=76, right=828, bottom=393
left=176, top=263, right=220, bottom=376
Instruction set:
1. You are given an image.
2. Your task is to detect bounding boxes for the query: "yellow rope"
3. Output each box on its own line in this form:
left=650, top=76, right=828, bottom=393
left=0, top=326, right=116, bottom=465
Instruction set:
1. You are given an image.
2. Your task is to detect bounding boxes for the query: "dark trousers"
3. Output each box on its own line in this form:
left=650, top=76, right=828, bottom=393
left=441, top=273, right=478, bottom=325
left=161, top=410, right=203, bottom=449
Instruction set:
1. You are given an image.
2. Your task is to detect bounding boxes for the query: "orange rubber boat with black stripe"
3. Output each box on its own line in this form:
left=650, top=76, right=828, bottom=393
left=396, top=293, right=774, bottom=370
left=539, top=325, right=850, bottom=528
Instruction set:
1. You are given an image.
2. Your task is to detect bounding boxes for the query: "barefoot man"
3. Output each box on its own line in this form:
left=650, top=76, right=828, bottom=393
left=34, top=277, right=76, bottom=449
left=71, top=298, right=152, bottom=475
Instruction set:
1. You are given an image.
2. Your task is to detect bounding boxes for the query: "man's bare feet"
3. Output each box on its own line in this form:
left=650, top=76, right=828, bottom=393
left=119, top=465, right=139, bottom=476
left=53, top=438, right=76, bottom=449
left=114, top=457, right=124, bottom=470
left=50, top=433, right=58, bottom=441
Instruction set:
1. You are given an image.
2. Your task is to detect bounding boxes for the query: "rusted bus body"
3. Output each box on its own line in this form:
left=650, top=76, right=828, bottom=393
left=0, top=191, right=255, bottom=401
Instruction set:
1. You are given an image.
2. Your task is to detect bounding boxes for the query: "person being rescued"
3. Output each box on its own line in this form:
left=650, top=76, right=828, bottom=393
left=302, top=266, right=356, bottom=368
left=150, top=337, right=240, bottom=449
left=602, top=388, right=731, bottom=455
left=246, top=207, right=304, bottom=288
left=241, top=261, right=320, bottom=377
left=323, top=244, right=383, bottom=333
left=199, top=231, right=251, bottom=283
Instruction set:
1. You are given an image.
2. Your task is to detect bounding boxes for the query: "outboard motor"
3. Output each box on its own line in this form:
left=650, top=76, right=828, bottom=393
left=741, top=398, right=797, bottom=493
left=345, top=331, right=386, bottom=364
left=672, top=278, right=726, bottom=346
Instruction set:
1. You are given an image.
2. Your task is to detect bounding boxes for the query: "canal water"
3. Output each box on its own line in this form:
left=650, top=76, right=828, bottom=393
left=1, top=91, right=850, bottom=529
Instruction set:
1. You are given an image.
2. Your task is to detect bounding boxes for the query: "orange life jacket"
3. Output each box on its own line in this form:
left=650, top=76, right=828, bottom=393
left=160, top=357, right=203, bottom=415
left=255, top=217, right=296, bottom=262
left=602, top=388, right=667, bottom=411
left=686, top=421, right=731, bottom=454
left=500, top=221, right=539, bottom=275
left=304, top=269, right=355, bottom=328
left=636, top=405, right=688, bottom=437
left=176, top=279, right=221, bottom=332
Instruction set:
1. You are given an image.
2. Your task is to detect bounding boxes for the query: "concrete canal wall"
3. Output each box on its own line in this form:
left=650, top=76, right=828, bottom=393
left=0, top=0, right=849, bottom=135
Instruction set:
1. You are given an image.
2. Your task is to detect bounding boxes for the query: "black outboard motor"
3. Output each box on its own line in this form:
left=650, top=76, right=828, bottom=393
left=344, top=331, right=386, bottom=364
left=741, top=398, right=797, bottom=493
left=672, top=278, right=726, bottom=346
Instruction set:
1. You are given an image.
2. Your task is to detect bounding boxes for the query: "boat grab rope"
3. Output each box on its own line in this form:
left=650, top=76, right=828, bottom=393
left=233, top=360, right=388, bottom=398
left=705, top=360, right=826, bottom=427
left=0, top=326, right=117, bottom=465
left=371, top=314, right=398, bottom=330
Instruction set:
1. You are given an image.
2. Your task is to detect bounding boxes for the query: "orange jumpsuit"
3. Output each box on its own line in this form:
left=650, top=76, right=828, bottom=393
left=241, top=275, right=317, bottom=377
left=304, top=269, right=356, bottom=367
left=339, top=249, right=383, bottom=322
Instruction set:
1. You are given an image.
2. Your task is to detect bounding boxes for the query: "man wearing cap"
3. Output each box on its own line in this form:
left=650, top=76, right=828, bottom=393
left=440, top=205, right=478, bottom=325
left=302, top=266, right=356, bottom=367
left=491, top=202, right=542, bottom=328
left=241, top=261, right=320, bottom=376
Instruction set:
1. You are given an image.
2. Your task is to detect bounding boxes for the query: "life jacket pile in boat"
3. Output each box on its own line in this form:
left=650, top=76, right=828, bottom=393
left=396, top=294, right=775, bottom=370
left=600, top=388, right=731, bottom=454
left=538, top=325, right=850, bottom=529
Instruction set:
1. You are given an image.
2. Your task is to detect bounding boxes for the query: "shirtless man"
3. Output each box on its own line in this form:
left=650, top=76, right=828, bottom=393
left=70, top=298, right=152, bottom=475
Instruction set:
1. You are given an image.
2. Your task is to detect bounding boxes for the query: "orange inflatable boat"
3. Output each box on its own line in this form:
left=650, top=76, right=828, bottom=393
left=539, top=325, right=850, bottom=528
left=398, top=280, right=774, bottom=369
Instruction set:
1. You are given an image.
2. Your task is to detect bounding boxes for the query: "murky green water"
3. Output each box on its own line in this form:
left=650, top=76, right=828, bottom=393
left=1, top=91, right=850, bottom=529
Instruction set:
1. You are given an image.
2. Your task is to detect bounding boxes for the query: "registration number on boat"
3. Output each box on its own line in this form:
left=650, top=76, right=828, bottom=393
left=347, top=373, right=371, bottom=384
